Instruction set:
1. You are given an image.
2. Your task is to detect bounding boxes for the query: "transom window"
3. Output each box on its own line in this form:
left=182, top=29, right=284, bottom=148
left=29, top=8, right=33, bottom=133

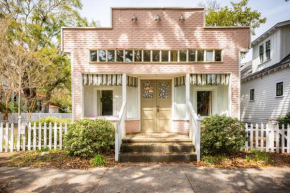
left=90, top=49, right=223, bottom=63
left=276, top=82, right=283, bottom=96
left=250, top=89, right=254, bottom=100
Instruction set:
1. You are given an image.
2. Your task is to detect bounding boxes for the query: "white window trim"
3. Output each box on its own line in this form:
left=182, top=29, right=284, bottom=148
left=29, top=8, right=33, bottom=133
left=93, top=87, right=115, bottom=117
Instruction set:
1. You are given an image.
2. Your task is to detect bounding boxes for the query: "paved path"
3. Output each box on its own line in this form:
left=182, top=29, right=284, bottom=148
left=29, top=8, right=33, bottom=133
left=1, top=164, right=290, bottom=193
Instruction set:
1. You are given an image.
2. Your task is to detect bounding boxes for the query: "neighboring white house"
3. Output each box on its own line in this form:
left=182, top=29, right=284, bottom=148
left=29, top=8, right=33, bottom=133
left=241, top=20, right=290, bottom=123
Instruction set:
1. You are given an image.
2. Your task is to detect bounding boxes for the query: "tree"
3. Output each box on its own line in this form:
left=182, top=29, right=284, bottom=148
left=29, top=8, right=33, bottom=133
left=0, top=0, right=97, bottom=114
left=200, top=0, right=267, bottom=35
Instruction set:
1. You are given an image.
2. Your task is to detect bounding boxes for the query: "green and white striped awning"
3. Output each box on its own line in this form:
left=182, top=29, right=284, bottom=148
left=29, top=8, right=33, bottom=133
left=83, top=74, right=138, bottom=87
left=175, top=76, right=185, bottom=87
left=190, top=74, right=230, bottom=85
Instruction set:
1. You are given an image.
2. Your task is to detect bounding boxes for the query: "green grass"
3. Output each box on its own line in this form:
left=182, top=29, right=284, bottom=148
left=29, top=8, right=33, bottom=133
left=203, top=154, right=226, bottom=165
left=250, top=150, right=270, bottom=163
left=92, top=154, right=105, bottom=166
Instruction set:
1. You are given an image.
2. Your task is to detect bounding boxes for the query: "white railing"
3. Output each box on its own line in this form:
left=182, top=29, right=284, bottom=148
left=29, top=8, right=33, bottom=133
left=0, top=113, right=72, bottom=123
left=245, top=122, right=290, bottom=153
left=0, top=122, right=69, bottom=152
left=187, top=101, right=201, bottom=161
left=115, top=102, right=126, bottom=161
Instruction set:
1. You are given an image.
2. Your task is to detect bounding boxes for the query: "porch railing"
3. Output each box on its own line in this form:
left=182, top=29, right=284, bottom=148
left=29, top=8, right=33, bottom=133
left=187, top=101, right=201, bottom=161
left=115, top=101, right=126, bottom=161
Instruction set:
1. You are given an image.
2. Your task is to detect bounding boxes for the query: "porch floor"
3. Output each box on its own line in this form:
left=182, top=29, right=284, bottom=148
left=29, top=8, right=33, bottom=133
left=123, top=132, right=192, bottom=143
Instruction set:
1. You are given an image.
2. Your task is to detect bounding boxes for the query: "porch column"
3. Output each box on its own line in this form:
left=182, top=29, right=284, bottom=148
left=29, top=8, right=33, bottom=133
left=122, top=74, right=127, bottom=105
left=186, top=73, right=190, bottom=119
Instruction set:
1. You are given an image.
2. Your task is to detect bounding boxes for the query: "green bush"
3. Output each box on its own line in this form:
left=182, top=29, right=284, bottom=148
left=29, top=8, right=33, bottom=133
left=201, top=115, right=247, bottom=156
left=31, top=117, right=72, bottom=127
left=277, top=112, right=290, bottom=128
left=64, top=118, right=115, bottom=158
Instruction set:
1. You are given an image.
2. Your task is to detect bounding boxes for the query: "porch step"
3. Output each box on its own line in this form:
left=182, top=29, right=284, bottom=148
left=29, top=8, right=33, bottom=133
left=119, top=152, right=197, bottom=162
left=119, top=132, right=196, bottom=162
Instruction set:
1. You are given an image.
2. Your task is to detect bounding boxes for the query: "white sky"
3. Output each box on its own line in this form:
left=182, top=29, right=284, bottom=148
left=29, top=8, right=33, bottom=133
left=80, top=0, right=290, bottom=63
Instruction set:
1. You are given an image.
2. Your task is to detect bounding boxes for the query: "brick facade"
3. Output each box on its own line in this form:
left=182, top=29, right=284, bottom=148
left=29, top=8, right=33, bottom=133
left=62, top=8, right=250, bottom=127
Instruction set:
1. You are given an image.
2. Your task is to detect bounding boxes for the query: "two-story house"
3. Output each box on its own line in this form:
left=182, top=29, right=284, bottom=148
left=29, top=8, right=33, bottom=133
left=241, top=20, right=290, bottom=123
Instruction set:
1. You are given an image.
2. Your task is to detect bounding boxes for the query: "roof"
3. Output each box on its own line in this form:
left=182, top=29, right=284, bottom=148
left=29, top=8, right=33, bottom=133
left=252, top=20, right=290, bottom=46
left=242, top=53, right=290, bottom=82
left=241, top=61, right=252, bottom=79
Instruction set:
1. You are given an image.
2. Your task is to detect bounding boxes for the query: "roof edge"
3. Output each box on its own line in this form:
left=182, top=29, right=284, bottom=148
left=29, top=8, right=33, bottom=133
left=111, top=7, right=205, bottom=10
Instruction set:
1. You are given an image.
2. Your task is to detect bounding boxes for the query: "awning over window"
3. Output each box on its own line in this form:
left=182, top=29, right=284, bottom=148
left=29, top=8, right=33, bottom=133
left=83, top=74, right=138, bottom=87
left=190, top=74, right=230, bottom=85
left=175, top=76, right=185, bottom=87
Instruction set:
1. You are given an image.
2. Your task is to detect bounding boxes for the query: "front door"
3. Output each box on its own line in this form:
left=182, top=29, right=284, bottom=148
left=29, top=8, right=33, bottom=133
left=141, top=80, right=172, bottom=132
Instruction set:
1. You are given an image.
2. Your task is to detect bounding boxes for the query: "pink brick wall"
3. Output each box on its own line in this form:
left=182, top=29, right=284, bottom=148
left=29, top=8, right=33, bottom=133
left=172, top=120, right=190, bottom=133
left=62, top=8, right=250, bottom=122
left=125, top=120, right=140, bottom=133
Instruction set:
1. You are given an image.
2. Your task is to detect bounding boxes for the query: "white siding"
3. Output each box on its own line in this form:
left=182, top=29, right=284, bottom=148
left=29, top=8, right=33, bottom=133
left=174, top=86, right=186, bottom=119
left=126, top=86, right=138, bottom=119
left=241, top=68, right=290, bottom=123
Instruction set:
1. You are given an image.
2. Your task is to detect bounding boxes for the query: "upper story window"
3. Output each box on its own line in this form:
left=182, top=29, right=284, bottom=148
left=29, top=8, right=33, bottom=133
left=89, top=49, right=223, bottom=63
left=259, top=45, right=264, bottom=63
left=250, top=89, right=254, bottom=100
left=266, top=40, right=271, bottom=61
left=276, top=82, right=283, bottom=96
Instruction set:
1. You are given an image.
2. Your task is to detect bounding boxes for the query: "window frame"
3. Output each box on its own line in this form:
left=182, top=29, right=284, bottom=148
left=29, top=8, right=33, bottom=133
left=94, top=87, right=114, bottom=117
left=259, top=44, right=264, bottom=63
left=276, top=82, right=283, bottom=97
left=266, top=40, right=271, bottom=61
left=250, top=89, right=255, bottom=101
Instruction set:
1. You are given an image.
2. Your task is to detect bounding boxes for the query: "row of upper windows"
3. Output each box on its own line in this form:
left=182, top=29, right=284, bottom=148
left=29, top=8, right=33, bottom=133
left=259, top=40, right=271, bottom=64
left=89, top=50, right=223, bottom=63
left=250, top=82, right=283, bottom=101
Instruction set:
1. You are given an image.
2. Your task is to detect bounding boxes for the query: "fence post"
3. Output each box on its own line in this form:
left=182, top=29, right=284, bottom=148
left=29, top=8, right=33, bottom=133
left=59, top=123, right=62, bottom=150
left=49, top=122, right=52, bottom=150
left=38, top=124, right=42, bottom=150
left=28, top=123, right=31, bottom=150
left=0, top=123, right=3, bottom=152
left=5, top=123, right=8, bottom=152
left=17, top=119, right=21, bottom=151
left=10, top=123, right=14, bottom=152
left=255, top=124, right=259, bottom=150
left=54, top=122, right=57, bottom=150
left=33, top=122, right=36, bottom=151
left=261, top=123, right=264, bottom=152
left=22, top=124, right=26, bottom=151
left=268, top=120, right=274, bottom=152
left=276, top=124, right=280, bottom=153
left=282, top=124, right=285, bottom=153
left=266, top=123, right=269, bottom=152
left=44, top=123, right=47, bottom=148
left=287, top=124, right=290, bottom=153
left=250, top=124, right=253, bottom=150
left=64, top=122, right=68, bottom=135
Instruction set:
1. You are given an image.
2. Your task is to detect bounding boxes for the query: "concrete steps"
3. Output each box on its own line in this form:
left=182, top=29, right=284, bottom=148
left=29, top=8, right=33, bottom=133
left=119, top=132, right=196, bottom=162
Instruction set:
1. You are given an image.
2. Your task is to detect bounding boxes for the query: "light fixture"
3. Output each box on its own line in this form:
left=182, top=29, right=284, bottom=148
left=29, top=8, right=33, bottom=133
left=179, top=14, right=185, bottom=22
left=155, top=14, right=161, bottom=21
left=131, top=14, right=138, bottom=21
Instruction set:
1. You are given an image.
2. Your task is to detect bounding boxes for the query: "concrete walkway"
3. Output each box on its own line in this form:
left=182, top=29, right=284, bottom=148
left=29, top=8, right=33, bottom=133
left=1, top=164, right=290, bottom=193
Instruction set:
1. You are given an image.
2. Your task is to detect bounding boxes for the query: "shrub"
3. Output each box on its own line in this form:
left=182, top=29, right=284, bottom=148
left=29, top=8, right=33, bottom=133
left=31, top=117, right=72, bottom=127
left=64, top=118, right=115, bottom=158
left=92, top=154, right=105, bottom=166
left=277, top=112, right=290, bottom=128
left=201, top=115, right=247, bottom=155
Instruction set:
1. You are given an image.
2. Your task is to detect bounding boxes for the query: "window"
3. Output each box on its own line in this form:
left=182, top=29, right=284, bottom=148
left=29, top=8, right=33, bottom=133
left=197, top=50, right=204, bottom=61
left=90, top=51, right=97, bottom=62
left=97, top=90, right=113, bottom=116
left=188, top=50, right=196, bottom=62
left=276, top=82, right=283, bottom=96
left=117, top=50, right=124, bottom=62
left=179, top=50, right=187, bottom=62
left=98, top=50, right=106, bottom=62
left=259, top=45, right=264, bottom=63
left=143, top=50, right=151, bottom=62
left=162, top=50, right=169, bottom=62
left=125, top=50, right=133, bottom=62
left=250, top=89, right=254, bottom=100
left=206, top=50, right=213, bottom=62
left=266, top=40, right=271, bottom=60
left=134, top=50, right=142, bottom=62
left=153, top=50, right=160, bottom=62
left=197, top=91, right=212, bottom=116
left=108, top=50, right=115, bottom=62
left=215, top=50, right=222, bottom=62
left=171, top=50, right=178, bottom=62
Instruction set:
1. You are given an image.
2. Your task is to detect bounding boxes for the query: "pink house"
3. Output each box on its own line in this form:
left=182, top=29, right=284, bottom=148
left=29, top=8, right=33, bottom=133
left=61, top=7, right=250, bottom=162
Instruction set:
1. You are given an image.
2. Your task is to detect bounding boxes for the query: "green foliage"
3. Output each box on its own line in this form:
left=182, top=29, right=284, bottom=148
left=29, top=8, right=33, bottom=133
left=201, top=115, right=247, bottom=155
left=246, top=155, right=250, bottom=162
left=277, top=112, right=290, bottom=128
left=250, top=150, right=270, bottom=163
left=92, top=154, right=105, bottom=166
left=31, top=117, right=72, bottom=127
left=203, top=154, right=226, bottom=165
left=64, top=119, right=115, bottom=158
left=205, top=0, right=267, bottom=35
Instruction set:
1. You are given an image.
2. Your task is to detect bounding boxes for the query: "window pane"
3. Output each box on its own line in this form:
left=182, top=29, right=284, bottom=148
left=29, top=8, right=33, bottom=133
left=276, top=82, right=283, bottom=96
left=206, top=50, right=213, bottom=62
left=259, top=45, right=264, bottom=63
left=143, top=81, right=154, bottom=98
left=250, top=89, right=254, bottom=100
left=171, top=50, right=178, bottom=62
left=159, top=81, right=170, bottom=98
left=144, top=50, right=151, bottom=62
left=100, top=90, right=113, bottom=116
left=179, top=50, right=187, bottom=62
left=188, top=50, right=196, bottom=62
left=90, top=51, right=97, bottom=62
left=197, top=50, right=204, bottom=61
left=197, top=91, right=211, bottom=116
left=266, top=41, right=271, bottom=60
left=117, top=50, right=124, bottom=62
left=108, top=50, right=115, bottom=62
left=215, top=50, right=222, bottom=61
left=162, top=50, right=169, bottom=62
left=134, top=50, right=142, bottom=62
left=99, top=50, right=106, bottom=62
left=153, top=50, right=160, bottom=62
left=266, top=41, right=270, bottom=50
left=125, top=50, right=133, bottom=62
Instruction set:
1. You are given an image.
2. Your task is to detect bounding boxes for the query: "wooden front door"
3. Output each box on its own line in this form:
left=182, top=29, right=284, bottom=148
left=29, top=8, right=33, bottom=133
left=141, top=80, right=172, bottom=132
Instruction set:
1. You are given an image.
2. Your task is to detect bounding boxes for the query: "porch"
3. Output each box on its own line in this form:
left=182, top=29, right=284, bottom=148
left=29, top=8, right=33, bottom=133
left=81, top=73, right=231, bottom=161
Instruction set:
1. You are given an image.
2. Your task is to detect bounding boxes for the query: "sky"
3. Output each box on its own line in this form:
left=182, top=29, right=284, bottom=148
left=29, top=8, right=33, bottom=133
left=79, top=0, right=290, bottom=63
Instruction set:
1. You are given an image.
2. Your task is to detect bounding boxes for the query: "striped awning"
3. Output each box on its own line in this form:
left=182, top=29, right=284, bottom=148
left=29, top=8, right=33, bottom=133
left=175, top=76, right=185, bottom=87
left=190, top=74, right=230, bottom=85
left=83, top=74, right=138, bottom=87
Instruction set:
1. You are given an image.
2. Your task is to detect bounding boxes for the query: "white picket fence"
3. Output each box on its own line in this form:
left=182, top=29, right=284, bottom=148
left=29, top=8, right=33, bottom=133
left=245, top=122, right=290, bottom=153
left=0, top=113, right=72, bottom=123
left=0, top=122, right=69, bottom=152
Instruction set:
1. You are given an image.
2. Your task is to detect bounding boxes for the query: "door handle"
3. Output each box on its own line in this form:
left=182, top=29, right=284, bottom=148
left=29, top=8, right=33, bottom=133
left=157, top=105, right=160, bottom=113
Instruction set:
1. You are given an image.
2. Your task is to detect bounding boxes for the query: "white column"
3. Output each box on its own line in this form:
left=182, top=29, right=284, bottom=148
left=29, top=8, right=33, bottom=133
left=186, top=74, right=190, bottom=119
left=122, top=74, right=127, bottom=104
left=228, top=73, right=232, bottom=117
